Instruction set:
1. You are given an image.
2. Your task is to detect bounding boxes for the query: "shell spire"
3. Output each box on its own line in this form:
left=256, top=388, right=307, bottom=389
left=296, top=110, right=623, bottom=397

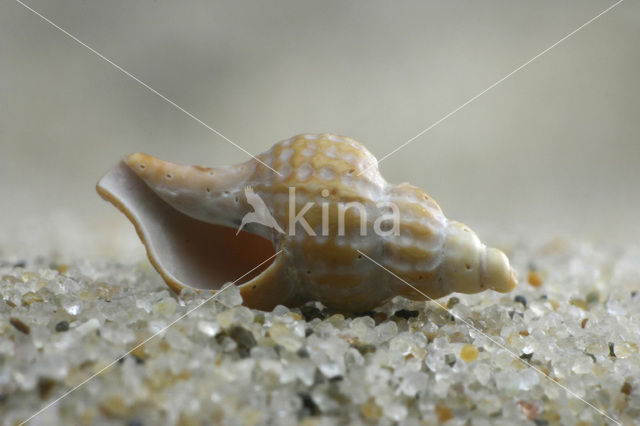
left=97, top=134, right=516, bottom=312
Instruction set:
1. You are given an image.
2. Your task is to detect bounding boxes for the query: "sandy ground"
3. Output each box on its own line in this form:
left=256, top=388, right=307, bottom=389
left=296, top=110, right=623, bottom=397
left=1, top=237, right=639, bottom=425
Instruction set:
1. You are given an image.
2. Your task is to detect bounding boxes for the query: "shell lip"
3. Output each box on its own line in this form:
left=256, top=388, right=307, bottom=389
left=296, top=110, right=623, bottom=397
left=97, top=161, right=189, bottom=294
left=96, top=160, right=279, bottom=297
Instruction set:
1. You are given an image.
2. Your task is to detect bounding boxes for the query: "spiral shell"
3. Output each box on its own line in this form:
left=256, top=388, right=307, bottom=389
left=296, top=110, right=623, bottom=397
left=97, top=134, right=516, bottom=311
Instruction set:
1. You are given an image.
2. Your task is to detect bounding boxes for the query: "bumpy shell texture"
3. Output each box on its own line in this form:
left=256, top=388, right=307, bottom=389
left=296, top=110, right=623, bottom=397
left=97, top=134, right=516, bottom=312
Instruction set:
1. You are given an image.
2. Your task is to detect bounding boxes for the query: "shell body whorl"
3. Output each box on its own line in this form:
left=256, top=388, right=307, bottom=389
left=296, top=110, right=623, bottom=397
left=97, top=134, right=516, bottom=312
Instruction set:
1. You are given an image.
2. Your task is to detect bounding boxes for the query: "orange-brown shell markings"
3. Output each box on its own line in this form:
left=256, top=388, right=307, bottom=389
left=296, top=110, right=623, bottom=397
left=252, top=134, right=384, bottom=198
left=234, top=134, right=396, bottom=310
left=383, top=185, right=447, bottom=268
left=97, top=133, right=517, bottom=312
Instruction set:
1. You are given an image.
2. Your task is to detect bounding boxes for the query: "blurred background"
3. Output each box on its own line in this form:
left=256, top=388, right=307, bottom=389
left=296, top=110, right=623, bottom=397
left=1, top=0, right=638, bottom=260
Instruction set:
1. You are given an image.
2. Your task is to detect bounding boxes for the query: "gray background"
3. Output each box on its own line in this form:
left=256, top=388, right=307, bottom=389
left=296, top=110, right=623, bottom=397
left=1, top=0, right=638, bottom=259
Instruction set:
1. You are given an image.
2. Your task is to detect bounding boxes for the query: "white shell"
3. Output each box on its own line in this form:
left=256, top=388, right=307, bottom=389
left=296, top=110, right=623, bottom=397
left=97, top=134, right=516, bottom=311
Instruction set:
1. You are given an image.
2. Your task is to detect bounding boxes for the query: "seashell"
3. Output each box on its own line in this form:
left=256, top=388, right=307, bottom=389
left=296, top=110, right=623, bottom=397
left=97, top=134, right=516, bottom=312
